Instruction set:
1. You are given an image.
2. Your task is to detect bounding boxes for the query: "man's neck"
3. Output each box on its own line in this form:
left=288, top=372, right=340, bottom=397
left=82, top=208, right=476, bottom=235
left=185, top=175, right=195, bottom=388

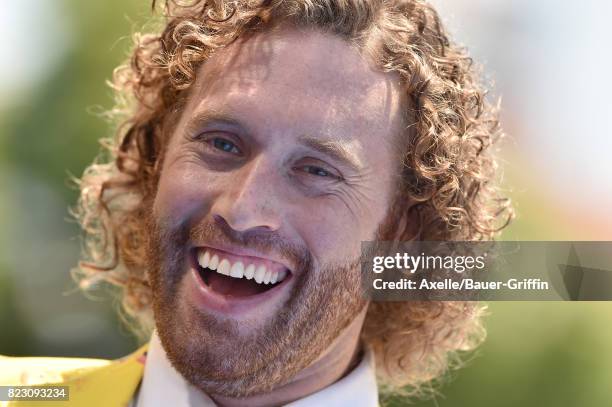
left=209, top=308, right=368, bottom=407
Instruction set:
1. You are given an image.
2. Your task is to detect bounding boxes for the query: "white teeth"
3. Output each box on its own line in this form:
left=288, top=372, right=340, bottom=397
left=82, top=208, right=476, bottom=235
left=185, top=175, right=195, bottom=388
left=217, top=259, right=231, bottom=275
left=209, top=254, right=219, bottom=270
left=196, top=249, right=289, bottom=286
left=244, top=264, right=255, bottom=280
left=263, top=270, right=272, bottom=284
left=254, top=265, right=267, bottom=284
left=198, top=250, right=210, bottom=269
left=230, top=261, right=244, bottom=278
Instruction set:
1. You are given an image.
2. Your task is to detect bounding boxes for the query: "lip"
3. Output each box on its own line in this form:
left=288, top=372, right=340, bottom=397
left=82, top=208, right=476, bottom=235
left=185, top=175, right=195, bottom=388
left=187, top=265, right=294, bottom=315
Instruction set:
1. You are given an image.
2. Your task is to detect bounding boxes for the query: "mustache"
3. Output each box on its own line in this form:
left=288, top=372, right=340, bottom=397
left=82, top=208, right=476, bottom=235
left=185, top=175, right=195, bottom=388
left=190, top=217, right=310, bottom=271
left=152, top=212, right=311, bottom=274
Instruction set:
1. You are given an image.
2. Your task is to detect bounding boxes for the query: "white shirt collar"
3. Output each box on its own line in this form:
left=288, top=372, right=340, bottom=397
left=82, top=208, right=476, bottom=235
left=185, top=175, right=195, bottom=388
left=133, top=331, right=379, bottom=407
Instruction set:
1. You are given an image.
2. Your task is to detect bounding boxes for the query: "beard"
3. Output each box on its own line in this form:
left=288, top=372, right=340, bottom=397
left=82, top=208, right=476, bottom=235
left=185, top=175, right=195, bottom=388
left=144, top=208, right=368, bottom=398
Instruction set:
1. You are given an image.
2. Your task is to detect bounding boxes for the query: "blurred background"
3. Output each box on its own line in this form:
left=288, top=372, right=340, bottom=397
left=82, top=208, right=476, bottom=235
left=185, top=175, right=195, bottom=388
left=1, top=0, right=611, bottom=406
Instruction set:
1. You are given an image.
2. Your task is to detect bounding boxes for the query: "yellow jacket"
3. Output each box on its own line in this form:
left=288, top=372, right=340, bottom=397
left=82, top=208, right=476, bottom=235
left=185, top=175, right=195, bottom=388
left=0, top=345, right=148, bottom=407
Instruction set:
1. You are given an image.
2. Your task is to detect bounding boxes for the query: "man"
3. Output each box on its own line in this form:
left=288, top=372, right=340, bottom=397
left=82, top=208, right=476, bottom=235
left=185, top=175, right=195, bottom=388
left=1, top=0, right=512, bottom=405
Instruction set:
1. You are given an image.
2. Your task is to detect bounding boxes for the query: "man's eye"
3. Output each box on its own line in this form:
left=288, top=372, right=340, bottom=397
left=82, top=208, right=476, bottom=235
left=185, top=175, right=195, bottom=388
left=301, top=165, right=333, bottom=178
left=212, top=137, right=240, bottom=154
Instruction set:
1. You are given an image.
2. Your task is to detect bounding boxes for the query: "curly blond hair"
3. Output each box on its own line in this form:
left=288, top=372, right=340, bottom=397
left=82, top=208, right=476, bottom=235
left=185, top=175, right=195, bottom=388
left=73, top=0, right=512, bottom=399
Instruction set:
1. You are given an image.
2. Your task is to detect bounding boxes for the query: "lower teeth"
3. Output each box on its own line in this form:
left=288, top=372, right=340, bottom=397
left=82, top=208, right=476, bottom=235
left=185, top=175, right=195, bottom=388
left=199, top=267, right=278, bottom=297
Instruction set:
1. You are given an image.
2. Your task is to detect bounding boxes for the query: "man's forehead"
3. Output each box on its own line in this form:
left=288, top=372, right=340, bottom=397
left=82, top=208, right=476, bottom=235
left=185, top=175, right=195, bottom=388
left=192, top=29, right=403, bottom=115
left=196, top=28, right=388, bottom=94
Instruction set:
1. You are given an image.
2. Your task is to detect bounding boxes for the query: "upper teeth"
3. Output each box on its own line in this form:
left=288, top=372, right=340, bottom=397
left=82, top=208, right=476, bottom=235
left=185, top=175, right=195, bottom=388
left=197, top=249, right=288, bottom=285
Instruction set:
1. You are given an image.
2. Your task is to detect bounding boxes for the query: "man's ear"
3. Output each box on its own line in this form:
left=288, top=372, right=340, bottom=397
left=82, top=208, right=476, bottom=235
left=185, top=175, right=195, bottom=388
left=377, top=191, right=421, bottom=242
left=391, top=200, right=421, bottom=242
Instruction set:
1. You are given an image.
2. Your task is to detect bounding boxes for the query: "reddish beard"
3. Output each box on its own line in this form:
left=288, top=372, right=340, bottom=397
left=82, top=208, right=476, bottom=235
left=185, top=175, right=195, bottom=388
left=144, top=210, right=367, bottom=397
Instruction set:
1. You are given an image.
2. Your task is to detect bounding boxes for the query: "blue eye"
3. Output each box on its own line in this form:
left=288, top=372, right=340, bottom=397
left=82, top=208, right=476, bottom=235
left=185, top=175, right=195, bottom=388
left=303, top=165, right=331, bottom=177
left=212, top=137, right=240, bottom=154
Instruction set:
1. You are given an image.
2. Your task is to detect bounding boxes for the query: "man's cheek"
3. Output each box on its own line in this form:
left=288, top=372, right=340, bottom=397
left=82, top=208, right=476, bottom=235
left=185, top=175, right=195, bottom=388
left=153, top=171, right=207, bottom=225
left=306, top=222, right=362, bottom=266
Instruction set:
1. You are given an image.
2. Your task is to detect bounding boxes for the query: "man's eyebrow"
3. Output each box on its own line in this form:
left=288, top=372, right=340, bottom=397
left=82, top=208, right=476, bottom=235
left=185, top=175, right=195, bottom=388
left=297, top=135, right=364, bottom=172
left=184, top=114, right=364, bottom=171
left=184, top=110, right=246, bottom=135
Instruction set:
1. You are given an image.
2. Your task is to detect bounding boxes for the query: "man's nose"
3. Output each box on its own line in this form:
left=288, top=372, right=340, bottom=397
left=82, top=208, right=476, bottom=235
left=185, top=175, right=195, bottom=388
left=210, top=157, right=283, bottom=233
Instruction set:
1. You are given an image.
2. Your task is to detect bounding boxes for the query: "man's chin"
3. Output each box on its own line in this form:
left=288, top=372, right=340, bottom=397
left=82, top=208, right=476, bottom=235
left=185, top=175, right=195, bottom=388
left=145, top=221, right=368, bottom=399
left=150, top=265, right=306, bottom=389
left=154, top=302, right=306, bottom=398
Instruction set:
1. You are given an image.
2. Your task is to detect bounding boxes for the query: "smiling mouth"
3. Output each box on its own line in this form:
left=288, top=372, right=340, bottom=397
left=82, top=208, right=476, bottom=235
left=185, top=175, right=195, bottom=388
left=191, top=247, right=292, bottom=298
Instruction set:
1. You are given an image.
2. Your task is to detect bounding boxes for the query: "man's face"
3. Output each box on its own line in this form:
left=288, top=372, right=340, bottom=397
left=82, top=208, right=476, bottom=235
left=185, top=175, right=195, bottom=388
left=146, top=28, right=405, bottom=397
